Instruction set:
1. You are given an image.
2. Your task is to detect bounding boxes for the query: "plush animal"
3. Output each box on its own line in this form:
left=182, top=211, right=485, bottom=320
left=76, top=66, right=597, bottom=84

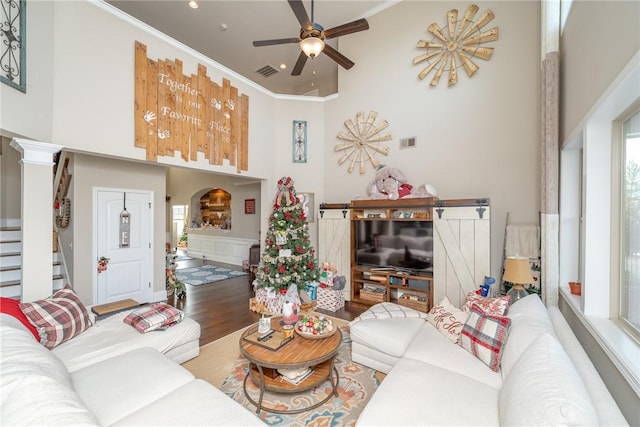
left=368, top=165, right=437, bottom=200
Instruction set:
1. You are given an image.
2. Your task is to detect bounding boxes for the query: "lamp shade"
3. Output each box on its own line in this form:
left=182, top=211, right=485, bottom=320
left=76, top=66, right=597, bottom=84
left=300, top=37, right=324, bottom=58
left=503, top=257, right=533, bottom=284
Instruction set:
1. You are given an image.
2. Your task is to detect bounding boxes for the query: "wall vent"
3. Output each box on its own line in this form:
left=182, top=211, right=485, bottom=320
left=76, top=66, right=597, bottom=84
left=400, top=137, right=417, bottom=149
left=256, top=65, right=279, bottom=78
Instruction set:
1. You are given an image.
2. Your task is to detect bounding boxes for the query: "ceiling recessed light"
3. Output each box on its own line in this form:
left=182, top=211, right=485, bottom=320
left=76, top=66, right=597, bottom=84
left=187, top=1, right=199, bottom=9
left=219, top=23, right=228, bottom=31
left=279, top=64, right=287, bottom=70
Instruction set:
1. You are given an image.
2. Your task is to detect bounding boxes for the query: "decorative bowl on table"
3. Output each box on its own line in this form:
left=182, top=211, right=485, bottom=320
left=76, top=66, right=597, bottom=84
left=294, top=315, right=336, bottom=339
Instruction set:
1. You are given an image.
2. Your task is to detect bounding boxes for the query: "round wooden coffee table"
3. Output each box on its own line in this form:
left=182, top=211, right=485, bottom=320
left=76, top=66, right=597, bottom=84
left=239, top=316, right=342, bottom=414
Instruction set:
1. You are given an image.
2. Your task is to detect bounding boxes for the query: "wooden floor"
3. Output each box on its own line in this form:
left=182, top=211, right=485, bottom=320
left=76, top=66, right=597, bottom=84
left=167, top=253, right=367, bottom=346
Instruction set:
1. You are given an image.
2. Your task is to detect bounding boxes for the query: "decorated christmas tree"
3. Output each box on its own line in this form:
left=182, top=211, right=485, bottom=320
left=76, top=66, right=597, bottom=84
left=255, top=177, right=318, bottom=292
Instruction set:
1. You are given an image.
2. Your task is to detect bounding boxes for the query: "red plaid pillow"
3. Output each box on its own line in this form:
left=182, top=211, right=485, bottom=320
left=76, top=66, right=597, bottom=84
left=123, top=303, right=184, bottom=333
left=461, top=291, right=510, bottom=316
left=458, top=303, right=511, bottom=372
left=19, top=287, right=92, bottom=349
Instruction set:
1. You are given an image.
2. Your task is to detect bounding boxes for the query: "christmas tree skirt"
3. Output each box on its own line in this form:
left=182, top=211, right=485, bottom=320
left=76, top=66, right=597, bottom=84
left=175, top=265, right=246, bottom=286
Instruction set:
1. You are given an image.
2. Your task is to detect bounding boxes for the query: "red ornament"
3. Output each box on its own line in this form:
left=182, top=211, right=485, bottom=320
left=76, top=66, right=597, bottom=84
left=284, top=212, right=292, bottom=219
left=296, top=246, right=303, bottom=253
left=279, top=288, right=288, bottom=294
left=278, top=265, right=286, bottom=273
left=307, top=262, right=315, bottom=269
left=293, top=264, right=298, bottom=270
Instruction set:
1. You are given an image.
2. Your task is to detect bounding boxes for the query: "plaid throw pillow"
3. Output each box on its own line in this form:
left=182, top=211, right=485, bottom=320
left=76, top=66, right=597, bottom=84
left=123, top=303, right=184, bottom=333
left=19, top=287, right=92, bottom=349
left=458, top=303, right=511, bottom=372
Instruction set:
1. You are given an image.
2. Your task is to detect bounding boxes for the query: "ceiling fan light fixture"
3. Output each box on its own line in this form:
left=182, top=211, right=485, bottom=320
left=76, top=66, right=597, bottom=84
left=187, top=1, right=199, bottom=9
left=300, top=37, right=324, bottom=58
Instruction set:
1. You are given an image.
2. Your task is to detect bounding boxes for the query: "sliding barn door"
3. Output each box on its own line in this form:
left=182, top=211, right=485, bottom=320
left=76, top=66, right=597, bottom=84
left=317, top=208, right=351, bottom=300
left=433, top=206, right=490, bottom=307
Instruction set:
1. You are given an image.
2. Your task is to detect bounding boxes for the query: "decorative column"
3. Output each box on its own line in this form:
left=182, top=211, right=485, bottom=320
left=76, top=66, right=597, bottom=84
left=9, top=138, right=62, bottom=302
left=540, top=1, right=560, bottom=307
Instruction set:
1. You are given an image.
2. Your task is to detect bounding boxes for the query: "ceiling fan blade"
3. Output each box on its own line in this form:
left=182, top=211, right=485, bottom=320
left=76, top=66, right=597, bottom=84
left=322, top=44, right=355, bottom=70
left=324, top=18, right=369, bottom=39
left=291, top=51, right=308, bottom=76
left=287, top=0, right=312, bottom=31
left=253, top=37, right=299, bottom=47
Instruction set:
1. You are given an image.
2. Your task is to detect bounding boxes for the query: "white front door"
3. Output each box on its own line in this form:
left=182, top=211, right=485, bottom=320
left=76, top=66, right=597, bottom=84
left=95, top=189, right=153, bottom=305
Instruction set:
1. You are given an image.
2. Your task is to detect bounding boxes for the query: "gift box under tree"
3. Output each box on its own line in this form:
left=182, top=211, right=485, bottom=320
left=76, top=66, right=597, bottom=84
left=317, top=287, right=345, bottom=312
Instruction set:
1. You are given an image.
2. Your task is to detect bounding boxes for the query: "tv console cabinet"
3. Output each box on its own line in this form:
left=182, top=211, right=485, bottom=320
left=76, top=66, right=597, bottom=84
left=350, top=197, right=491, bottom=312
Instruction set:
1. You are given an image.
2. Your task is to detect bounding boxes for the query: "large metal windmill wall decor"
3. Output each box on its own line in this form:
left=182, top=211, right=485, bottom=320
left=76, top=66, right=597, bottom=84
left=413, top=4, right=499, bottom=88
left=335, top=111, right=391, bottom=174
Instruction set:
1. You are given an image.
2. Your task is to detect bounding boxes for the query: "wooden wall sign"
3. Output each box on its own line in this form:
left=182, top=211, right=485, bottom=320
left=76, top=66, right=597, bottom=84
left=134, top=41, right=249, bottom=173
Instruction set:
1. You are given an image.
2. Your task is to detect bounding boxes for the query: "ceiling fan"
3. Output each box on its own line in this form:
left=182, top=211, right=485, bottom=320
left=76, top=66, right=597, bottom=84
left=252, top=0, right=369, bottom=76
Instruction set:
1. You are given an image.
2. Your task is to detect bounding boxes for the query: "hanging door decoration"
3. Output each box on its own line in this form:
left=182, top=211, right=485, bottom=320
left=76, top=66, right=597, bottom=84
left=119, top=193, right=131, bottom=248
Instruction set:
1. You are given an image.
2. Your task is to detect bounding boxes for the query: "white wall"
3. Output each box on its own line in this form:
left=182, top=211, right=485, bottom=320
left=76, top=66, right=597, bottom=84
left=2, top=0, right=542, bottom=296
left=325, top=1, right=541, bottom=279
left=72, top=154, right=166, bottom=304
left=166, top=167, right=261, bottom=241
left=0, top=1, right=54, bottom=142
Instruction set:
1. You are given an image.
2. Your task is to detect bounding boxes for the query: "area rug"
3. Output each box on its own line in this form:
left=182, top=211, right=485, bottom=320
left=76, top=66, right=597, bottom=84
left=175, top=264, right=246, bottom=286
left=219, top=326, right=385, bottom=426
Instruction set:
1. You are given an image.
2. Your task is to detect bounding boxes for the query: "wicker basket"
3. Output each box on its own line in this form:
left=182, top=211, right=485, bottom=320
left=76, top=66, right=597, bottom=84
left=397, top=296, right=429, bottom=313
left=360, top=288, right=386, bottom=303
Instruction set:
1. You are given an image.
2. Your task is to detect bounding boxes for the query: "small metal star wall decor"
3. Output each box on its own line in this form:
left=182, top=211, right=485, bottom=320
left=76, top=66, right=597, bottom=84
left=335, top=111, right=391, bottom=174
left=413, top=4, right=499, bottom=87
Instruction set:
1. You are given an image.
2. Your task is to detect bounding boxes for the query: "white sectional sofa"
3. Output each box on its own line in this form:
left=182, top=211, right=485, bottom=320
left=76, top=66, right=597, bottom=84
left=350, top=296, right=629, bottom=426
left=0, top=310, right=264, bottom=426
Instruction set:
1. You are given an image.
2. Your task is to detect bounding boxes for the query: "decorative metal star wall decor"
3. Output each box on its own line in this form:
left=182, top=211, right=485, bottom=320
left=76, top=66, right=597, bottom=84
left=413, top=4, right=499, bottom=88
left=335, top=111, right=391, bottom=174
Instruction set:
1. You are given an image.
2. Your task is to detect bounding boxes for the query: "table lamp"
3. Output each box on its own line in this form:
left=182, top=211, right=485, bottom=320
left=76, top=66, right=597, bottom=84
left=504, top=257, right=533, bottom=303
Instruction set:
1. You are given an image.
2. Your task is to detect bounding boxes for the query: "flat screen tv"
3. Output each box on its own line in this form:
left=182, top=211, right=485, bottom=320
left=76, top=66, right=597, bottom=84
left=354, top=220, right=433, bottom=273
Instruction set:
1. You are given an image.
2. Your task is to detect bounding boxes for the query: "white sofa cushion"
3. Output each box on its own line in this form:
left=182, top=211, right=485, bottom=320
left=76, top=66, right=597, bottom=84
left=499, top=332, right=599, bottom=426
left=111, top=379, right=264, bottom=426
left=349, top=302, right=428, bottom=324
left=404, top=322, right=503, bottom=389
left=52, top=308, right=200, bottom=372
left=357, top=357, right=500, bottom=426
left=501, top=294, right=556, bottom=378
left=350, top=317, right=425, bottom=358
left=70, top=347, right=195, bottom=426
left=0, top=314, right=99, bottom=426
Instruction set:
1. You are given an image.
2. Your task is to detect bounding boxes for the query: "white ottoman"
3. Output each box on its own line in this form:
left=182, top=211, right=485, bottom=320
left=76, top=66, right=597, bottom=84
left=350, top=303, right=429, bottom=373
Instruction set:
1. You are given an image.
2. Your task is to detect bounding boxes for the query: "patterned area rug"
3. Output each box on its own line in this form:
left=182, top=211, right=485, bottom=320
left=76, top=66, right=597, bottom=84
left=220, top=327, right=385, bottom=426
left=175, top=264, right=246, bottom=286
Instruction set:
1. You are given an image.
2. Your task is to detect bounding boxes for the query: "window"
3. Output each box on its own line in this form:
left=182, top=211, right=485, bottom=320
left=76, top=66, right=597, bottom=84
left=621, top=111, right=640, bottom=334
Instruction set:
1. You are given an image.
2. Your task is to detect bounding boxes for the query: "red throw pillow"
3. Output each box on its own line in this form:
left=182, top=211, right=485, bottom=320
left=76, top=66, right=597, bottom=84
left=0, top=297, right=40, bottom=341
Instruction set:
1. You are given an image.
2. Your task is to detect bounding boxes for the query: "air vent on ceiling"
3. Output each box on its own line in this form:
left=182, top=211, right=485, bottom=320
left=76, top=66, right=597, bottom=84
left=256, top=65, right=279, bottom=78
left=400, top=137, right=417, bottom=149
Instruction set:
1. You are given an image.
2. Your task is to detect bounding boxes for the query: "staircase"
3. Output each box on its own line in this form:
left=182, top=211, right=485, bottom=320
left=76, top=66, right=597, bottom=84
left=0, top=220, right=65, bottom=299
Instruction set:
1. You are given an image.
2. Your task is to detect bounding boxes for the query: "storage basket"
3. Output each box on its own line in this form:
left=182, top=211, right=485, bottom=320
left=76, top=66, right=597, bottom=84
left=397, top=296, right=429, bottom=312
left=360, top=288, right=386, bottom=303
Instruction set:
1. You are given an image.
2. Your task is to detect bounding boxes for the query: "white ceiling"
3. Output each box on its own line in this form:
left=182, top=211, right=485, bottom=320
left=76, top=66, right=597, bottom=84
left=106, top=0, right=393, bottom=96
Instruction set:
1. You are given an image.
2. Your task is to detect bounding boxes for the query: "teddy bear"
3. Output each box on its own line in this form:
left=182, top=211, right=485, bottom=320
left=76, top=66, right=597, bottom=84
left=367, top=165, right=437, bottom=200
